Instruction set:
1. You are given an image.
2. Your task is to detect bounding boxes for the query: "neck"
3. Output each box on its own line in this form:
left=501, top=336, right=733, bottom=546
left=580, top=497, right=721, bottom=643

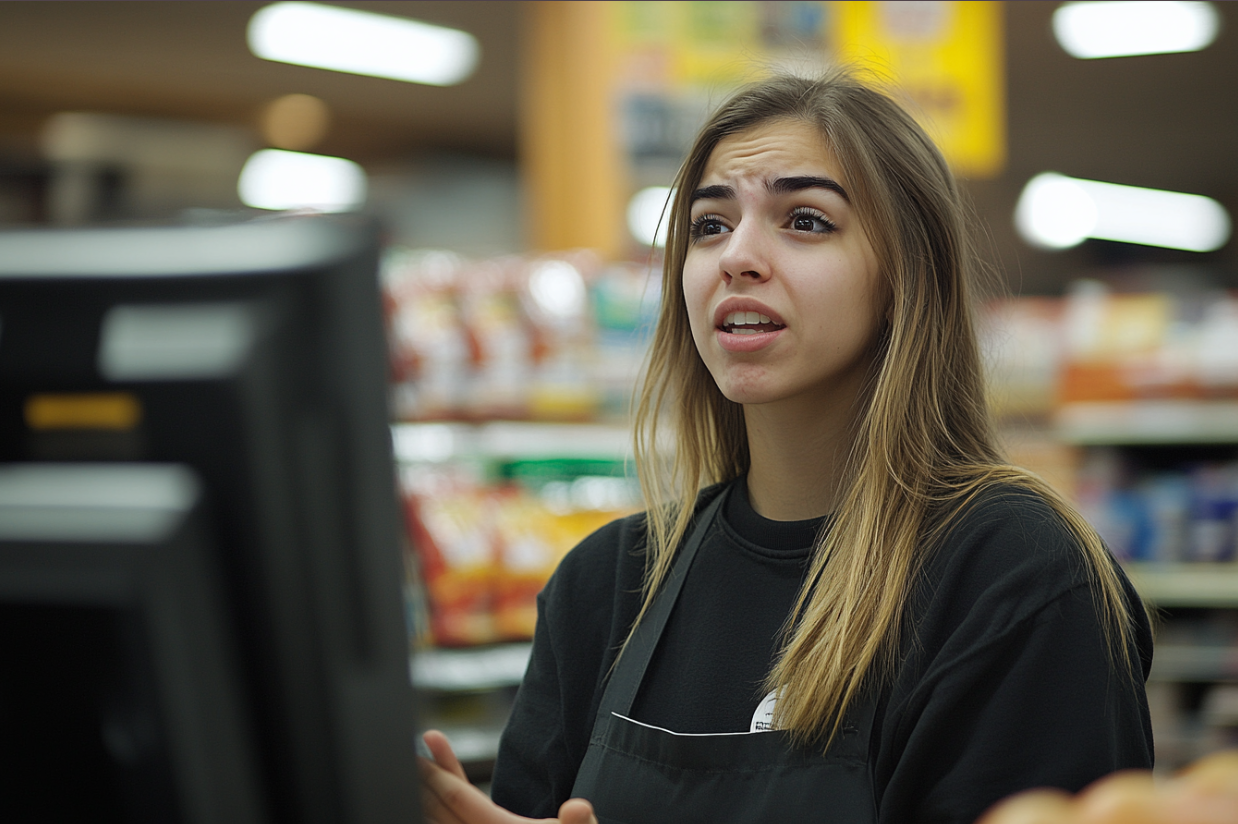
left=743, top=395, right=860, bottom=521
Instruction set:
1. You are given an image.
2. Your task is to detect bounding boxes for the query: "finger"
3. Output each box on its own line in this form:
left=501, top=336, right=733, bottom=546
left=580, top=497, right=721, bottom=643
left=423, top=729, right=469, bottom=781
left=417, top=757, right=469, bottom=824
left=1175, top=750, right=1238, bottom=796
left=1161, top=754, right=1238, bottom=824
left=557, top=798, right=597, bottom=824
left=1163, top=794, right=1238, bottom=824
left=975, top=788, right=1076, bottom=824
left=418, top=755, right=518, bottom=824
left=1075, top=771, right=1158, bottom=824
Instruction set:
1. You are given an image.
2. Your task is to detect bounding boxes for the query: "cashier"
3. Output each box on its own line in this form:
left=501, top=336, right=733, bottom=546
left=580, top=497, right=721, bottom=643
left=418, top=68, right=1154, bottom=824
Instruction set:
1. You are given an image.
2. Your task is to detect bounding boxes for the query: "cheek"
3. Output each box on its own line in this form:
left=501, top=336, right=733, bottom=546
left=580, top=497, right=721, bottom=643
left=864, top=267, right=889, bottom=334
left=839, top=249, right=884, bottom=327
left=808, top=259, right=884, bottom=351
left=681, top=258, right=713, bottom=340
left=847, top=285, right=883, bottom=350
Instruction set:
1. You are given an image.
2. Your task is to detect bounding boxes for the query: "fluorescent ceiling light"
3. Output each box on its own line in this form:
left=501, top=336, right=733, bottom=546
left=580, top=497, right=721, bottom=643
left=1014, top=174, right=1098, bottom=249
left=1053, top=1, right=1219, bottom=59
left=238, top=149, right=366, bottom=212
left=248, top=2, right=479, bottom=86
left=1015, top=172, right=1231, bottom=252
left=627, top=186, right=674, bottom=248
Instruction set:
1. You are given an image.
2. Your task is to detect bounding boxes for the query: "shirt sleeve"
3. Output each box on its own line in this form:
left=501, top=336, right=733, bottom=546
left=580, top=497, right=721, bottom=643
left=874, top=492, right=1155, bottom=824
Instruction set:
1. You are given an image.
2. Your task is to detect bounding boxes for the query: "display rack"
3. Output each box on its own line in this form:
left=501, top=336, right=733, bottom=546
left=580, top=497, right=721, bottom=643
left=397, top=420, right=637, bottom=771
left=410, top=643, right=534, bottom=768
left=1053, top=407, right=1238, bottom=769
left=1126, top=564, right=1238, bottom=610
left=1056, top=400, right=1238, bottom=446
left=411, top=643, right=533, bottom=692
left=392, top=420, right=634, bottom=464
left=1149, top=644, right=1238, bottom=683
left=1128, top=564, right=1238, bottom=683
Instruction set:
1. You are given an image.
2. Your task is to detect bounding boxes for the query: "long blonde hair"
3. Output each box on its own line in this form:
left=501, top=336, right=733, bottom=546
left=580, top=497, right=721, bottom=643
left=632, top=69, right=1143, bottom=747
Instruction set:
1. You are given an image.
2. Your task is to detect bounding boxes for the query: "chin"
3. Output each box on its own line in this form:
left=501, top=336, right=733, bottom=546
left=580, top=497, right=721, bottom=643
left=715, top=382, right=777, bottom=407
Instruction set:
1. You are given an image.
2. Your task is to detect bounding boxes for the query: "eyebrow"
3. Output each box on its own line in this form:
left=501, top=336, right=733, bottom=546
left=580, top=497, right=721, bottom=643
left=770, top=175, right=850, bottom=202
left=690, top=175, right=850, bottom=205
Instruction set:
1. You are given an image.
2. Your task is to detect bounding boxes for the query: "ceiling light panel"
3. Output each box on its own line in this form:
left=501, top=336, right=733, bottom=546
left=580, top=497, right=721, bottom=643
left=1015, top=172, right=1231, bottom=252
left=248, top=2, right=479, bottom=86
left=1053, top=1, right=1219, bottom=59
left=238, top=149, right=366, bottom=213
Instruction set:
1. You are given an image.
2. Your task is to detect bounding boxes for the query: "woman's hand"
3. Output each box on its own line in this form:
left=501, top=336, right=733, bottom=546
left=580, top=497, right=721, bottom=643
left=975, top=750, right=1238, bottom=824
left=418, top=730, right=597, bottom=824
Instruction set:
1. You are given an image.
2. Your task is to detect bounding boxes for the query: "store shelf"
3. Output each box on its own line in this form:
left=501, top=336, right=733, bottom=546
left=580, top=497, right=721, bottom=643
left=1148, top=644, right=1238, bottom=682
left=431, top=724, right=506, bottom=766
left=1125, top=564, right=1238, bottom=608
left=392, top=421, right=634, bottom=463
left=412, top=644, right=532, bottom=768
left=1055, top=400, right=1238, bottom=445
left=411, top=643, right=533, bottom=692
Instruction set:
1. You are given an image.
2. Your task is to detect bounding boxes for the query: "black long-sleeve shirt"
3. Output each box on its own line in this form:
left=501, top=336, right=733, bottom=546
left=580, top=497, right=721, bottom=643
left=491, top=480, right=1154, bottom=823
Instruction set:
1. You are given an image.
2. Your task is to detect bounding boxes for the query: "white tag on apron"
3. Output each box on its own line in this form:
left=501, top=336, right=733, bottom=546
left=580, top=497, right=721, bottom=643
left=750, top=689, right=779, bottom=732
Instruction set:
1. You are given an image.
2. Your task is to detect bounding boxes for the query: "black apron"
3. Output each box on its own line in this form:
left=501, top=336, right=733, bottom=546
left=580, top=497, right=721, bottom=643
left=571, top=493, right=879, bottom=824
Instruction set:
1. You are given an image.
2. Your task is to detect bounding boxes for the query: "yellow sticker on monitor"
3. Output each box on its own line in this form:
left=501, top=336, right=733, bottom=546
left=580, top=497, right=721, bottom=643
left=25, top=392, right=143, bottom=431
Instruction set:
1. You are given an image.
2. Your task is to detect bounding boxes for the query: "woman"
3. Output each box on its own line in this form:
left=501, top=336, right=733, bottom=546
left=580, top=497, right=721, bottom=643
left=419, top=69, right=1154, bottom=824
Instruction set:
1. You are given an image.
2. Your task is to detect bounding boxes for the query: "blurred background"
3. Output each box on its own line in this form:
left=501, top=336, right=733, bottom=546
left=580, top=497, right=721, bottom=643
left=2, top=0, right=1236, bottom=784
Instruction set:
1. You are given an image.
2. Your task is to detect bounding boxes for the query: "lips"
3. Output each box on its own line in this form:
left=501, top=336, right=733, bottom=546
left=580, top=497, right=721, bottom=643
left=712, top=299, right=785, bottom=352
left=722, top=310, right=784, bottom=335
left=714, top=300, right=786, bottom=335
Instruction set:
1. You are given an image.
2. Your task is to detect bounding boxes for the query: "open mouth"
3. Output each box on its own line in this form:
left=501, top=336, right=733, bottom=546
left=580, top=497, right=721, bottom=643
left=721, top=311, right=786, bottom=336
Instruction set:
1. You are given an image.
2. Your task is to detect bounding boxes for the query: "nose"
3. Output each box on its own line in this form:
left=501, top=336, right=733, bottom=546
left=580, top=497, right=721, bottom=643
left=717, top=219, right=771, bottom=284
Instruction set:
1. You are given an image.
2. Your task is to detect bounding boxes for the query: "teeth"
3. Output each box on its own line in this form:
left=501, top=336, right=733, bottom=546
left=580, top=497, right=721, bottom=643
left=725, top=311, right=774, bottom=326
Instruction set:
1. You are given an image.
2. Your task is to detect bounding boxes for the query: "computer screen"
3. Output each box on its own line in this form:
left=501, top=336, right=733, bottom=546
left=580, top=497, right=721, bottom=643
left=0, top=214, right=421, bottom=823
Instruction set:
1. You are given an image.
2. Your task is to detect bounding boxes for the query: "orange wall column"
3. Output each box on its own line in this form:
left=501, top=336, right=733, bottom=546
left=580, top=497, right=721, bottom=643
left=520, top=1, right=624, bottom=258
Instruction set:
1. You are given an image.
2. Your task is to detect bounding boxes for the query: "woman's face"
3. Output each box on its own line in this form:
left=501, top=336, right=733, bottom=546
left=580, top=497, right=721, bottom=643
left=682, top=118, right=885, bottom=413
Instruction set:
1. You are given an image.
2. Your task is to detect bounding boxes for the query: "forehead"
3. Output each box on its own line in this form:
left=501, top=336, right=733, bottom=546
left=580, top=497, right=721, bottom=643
left=701, top=118, right=842, bottom=184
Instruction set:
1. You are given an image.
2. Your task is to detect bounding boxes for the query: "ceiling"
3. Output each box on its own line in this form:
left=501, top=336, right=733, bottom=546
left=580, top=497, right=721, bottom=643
left=0, top=1, right=521, bottom=160
left=984, top=0, right=1238, bottom=292
left=0, top=1, right=1235, bottom=293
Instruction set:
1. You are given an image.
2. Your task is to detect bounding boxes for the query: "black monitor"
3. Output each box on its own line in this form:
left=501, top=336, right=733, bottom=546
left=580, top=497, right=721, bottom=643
left=0, top=215, right=421, bottom=823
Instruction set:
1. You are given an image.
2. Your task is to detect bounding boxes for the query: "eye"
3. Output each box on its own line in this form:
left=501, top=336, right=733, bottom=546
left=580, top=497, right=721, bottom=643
left=689, top=214, right=729, bottom=240
left=789, top=207, right=836, bottom=234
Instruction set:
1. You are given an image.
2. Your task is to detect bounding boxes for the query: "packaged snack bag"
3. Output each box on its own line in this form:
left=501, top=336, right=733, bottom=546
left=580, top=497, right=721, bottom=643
left=402, top=467, right=499, bottom=647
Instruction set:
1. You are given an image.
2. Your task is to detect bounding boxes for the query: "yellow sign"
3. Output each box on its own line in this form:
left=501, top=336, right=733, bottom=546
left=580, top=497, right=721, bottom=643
left=833, top=1, right=1005, bottom=178
left=610, top=1, right=1004, bottom=176
left=614, top=1, right=767, bottom=90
